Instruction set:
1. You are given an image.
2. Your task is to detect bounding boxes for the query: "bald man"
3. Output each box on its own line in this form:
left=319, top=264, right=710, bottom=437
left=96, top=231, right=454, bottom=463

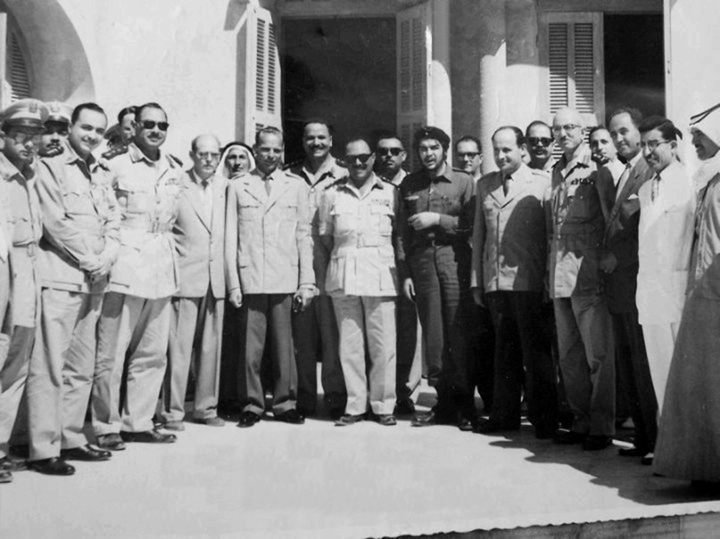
left=160, top=134, right=227, bottom=430
left=548, top=108, right=615, bottom=451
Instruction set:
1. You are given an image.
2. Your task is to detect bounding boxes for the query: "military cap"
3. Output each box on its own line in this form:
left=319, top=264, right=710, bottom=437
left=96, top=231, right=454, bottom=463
left=413, top=125, right=451, bottom=152
left=1, top=98, right=49, bottom=129
left=45, top=101, right=73, bottom=125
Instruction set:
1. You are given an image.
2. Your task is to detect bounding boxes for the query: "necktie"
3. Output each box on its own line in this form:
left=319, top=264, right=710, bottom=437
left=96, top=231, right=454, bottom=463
left=651, top=173, right=661, bottom=202
left=615, top=163, right=632, bottom=200
left=503, top=175, right=513, bottom=197
left=265, top=176, right=272, bottom=196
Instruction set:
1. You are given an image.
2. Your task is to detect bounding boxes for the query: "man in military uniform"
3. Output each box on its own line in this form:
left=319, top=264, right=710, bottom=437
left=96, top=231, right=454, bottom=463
left=399, top=126, right=476, bottom=430
left=375, top=135, right=422, bottom=416
left=26, top=103, right=120, bottom=475
left=0, top=99, right=47, bottom=477
left=287, top=120, right=346, bottom=418
left=226, top=126, right=314, bottom=427
left=549, top=107, right=615, bottom=451
left=92, top=102, right=182, bottom=448
left=39, top=102, right=72, bottom=158
left=319, top=137, right=402, bottom=426
left=160, top=134, right=226, bottom=431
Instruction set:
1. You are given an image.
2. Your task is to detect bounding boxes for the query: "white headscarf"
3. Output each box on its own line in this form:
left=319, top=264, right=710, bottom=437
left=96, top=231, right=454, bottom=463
left=690, top=104, right=720, bottom=191
left=219, top=142, right=255, bottom=180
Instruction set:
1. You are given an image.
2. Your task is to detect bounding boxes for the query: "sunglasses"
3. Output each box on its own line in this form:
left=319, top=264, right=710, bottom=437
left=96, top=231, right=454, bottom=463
left=141, top=120, right=170, bottom=131
left=377, top=147, right=404, bottom=157
left=527, top=137, right=553, bottom=147
left=344, top=153, right=373, bottom=165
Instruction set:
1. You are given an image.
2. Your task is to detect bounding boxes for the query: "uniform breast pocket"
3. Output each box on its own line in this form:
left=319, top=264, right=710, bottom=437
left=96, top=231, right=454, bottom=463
left=63, top=190, right=93, bottom=216
left=568, top=193, right=595, bottom=221
left=280, top=203, right=298, bottom=220
left=370, top=203, right=394, bottom=235
left=239, top=203, right=262, bottom=221
left=116, top=180, right=148, bottom=214
left=331, top=202, right=356, bottom=236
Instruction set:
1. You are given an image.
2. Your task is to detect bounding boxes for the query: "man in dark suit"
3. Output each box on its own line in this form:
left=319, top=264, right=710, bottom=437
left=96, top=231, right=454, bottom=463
left=596, top=107, right=657, bottom=463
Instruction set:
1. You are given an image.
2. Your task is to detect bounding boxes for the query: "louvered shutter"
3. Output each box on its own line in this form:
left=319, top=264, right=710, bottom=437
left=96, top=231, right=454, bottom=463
left=8, top=31, right=30, bottom=103
left=397, top=2, right=432, bottom=172
left=541, top=13, right=604, bottom=125
left=243, top=5, right=281, bottom=142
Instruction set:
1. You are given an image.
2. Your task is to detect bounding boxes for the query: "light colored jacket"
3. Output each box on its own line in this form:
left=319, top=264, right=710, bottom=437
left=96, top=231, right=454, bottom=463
left=36, top=144, right=121, bottom=294
left=637, top=161, right=695, bottom=325
left=225, top=168, right=314, bottom=294
left=106, top=143, right=183, bottom=299
left=173, top=170, right=227, bottom=299
left=548, top=144, right=603, bottom=298
left=471, top=164, right=549, bottom=293
left=318, top=174, right=399, bottom=297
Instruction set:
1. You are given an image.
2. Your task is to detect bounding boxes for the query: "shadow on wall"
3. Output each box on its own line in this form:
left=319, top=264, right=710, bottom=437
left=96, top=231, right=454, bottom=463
left=3, top=0, right=95, bottom=103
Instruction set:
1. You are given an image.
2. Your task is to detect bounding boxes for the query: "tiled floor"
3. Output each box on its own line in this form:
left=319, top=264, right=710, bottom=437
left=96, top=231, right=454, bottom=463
left=2, top=385, right=719, bottom=538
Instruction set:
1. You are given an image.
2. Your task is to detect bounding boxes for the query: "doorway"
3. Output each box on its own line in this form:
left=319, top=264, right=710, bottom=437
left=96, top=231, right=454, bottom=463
left=281, top=17, right=397, bottom=164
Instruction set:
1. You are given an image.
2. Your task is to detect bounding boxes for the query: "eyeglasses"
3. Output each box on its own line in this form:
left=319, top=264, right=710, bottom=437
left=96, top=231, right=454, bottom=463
left=527, top=137, right=553, bottom=147
left=640, top=140, right=670, bottom=151
left=344, top=153, right=373, bottom=165
left=377, top=147, right=404, bottom=157
left=457, top=151, right=480, bottom=159
left=196, top=152, right=220, bottom=160
left=551, top=124, right=581, bottom=134
left=6, top=130, right=42, bottom=144
left=140, top=120, right=169, bottom=131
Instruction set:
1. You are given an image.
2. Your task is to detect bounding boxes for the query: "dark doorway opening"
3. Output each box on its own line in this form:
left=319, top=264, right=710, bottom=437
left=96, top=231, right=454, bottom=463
left=603, top=14, right=665, bottom=123
left=281, top=17, right=396, bottom=164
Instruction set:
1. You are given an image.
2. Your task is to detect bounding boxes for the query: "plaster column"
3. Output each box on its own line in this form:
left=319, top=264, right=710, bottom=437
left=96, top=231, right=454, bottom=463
left=477, top=0, right=506, bottom=174
left=430, top=0, right=452, bottom=160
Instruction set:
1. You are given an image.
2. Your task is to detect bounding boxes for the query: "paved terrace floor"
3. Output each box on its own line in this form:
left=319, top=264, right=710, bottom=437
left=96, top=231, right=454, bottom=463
left=2, top=383, right=720, bottom=538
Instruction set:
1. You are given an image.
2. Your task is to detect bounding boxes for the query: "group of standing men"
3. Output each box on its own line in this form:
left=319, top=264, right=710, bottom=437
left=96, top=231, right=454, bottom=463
left=0, top=92, right=716, bottom=491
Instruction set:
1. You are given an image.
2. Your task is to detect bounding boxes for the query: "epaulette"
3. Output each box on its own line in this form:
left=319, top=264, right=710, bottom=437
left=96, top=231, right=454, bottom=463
left=324, top=177, right=348, bottom=191
left=168, top=153, right=184, bottom=168
left=530, top=167, right=550, bottom=178
left=380, top=176, right=399, bottom=188
left=283, top=159, right=304, bottom=172
left=101, top=144, right=128, bottom=160
left=284, top=170, right=305, bottom=182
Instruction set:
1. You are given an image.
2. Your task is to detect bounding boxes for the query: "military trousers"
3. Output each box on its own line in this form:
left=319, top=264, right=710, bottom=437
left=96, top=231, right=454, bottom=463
left=162, top=291, right=223, bottom=422
left=0, top=326, right=34, bottom=459
left=408, top=244, right=474, bottom=413
left=92, top=292, right=171, bottom=434
left=239, top=294, right=297, bottom=416
left=332, top=295, right=397, bottom=416
left=292, top=294, right=346, bottom=414
left=554, top=295, right=616, bottom=437
left=27, top=289, right=102, bottom=460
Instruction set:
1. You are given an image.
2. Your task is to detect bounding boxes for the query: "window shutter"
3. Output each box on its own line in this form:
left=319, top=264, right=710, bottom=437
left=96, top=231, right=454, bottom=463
left=397, top=2, right=432, bottom=172
left=244, top=5, right=281, bottom=142
left=8, top=31, right=30, bottom=102
left=542, top=13, right=604, bottom=125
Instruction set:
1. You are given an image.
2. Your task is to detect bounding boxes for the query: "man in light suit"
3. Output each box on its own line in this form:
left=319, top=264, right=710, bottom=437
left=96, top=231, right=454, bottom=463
left=226, top=126, right=315, bottom=427
left=471, top=126, right=557, bottom=437
left=596, top=108, right=657, bottom=462
left=160, top=134, right=226, bottom=431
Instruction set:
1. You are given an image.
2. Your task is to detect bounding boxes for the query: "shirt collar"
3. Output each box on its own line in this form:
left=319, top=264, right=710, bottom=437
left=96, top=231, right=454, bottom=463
left=560, top=143, right=593, bottom=171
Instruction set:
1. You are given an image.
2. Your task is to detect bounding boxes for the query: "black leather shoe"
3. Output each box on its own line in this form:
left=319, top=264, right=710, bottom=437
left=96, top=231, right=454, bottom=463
left=474, top=419, right=519, bottom=434
left=458, top=417, right=476, bottom=432
left=96, top=433, right=126, bottom=451
left=0, top=470, right=11, bottom=483
left=411, top=407, right=455, bottom=427
left=237, top=411, right=261, bottom=428
left=120, top=430, right=176, bottom=444
left=28, top=457, right=75, bottom=476
left=641, top=453, right=654, bottom=466
left=61, top=444, right=112, bottom=461
left=553, top=429, right=587, bottom=445
left=274, top=409, right=305, bottom=424
left=394, top=398, right=416, bottom=416
left=535, top=425, right=558, bottom=439
left=582, top=435, right=613, bottom=451
left=618, top=446, right=648, bottom=457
